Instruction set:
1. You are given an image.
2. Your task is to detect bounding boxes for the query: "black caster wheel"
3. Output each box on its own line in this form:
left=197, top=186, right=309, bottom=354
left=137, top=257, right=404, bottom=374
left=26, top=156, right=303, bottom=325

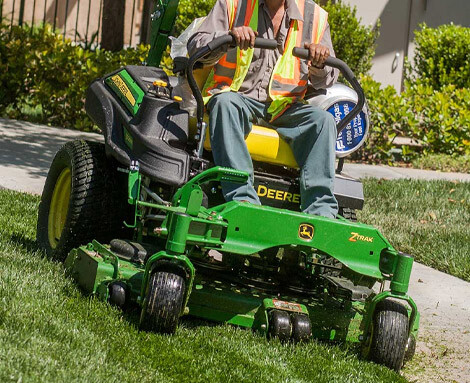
left=268, top=310, right=292, bottom=342
left=368, top=299, right=409, bottom=371
left=144, top=271, right=185, bottom=334
left=108, top=281, right=127, bottom=307
left=403, top=334, right=416, bottom=364
left=292, top=314, right=312, bottom=342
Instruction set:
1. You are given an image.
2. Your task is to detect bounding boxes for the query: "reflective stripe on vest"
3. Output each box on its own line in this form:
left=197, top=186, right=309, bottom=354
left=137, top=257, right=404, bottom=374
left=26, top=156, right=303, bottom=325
left=202, top=0, right=328, bottom=121
left=267, top=1, right=328, bottom=120
left=202, top=0, right=259, bottom=103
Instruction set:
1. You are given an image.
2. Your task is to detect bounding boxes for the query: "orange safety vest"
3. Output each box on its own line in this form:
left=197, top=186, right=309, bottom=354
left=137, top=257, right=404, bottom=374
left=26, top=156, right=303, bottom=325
left=202, top=0, right=328, bottom=121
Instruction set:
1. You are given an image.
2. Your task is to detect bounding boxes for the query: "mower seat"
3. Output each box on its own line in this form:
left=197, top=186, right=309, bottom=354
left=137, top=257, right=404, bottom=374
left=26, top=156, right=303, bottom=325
left=202, top=123, right=298, bottom=168
left=191, top=68, right=299, bottom=169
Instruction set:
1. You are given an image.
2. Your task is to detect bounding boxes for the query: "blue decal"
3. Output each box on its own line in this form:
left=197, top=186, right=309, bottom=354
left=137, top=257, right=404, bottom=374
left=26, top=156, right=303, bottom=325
left=327, top=101, right=367, bottom=154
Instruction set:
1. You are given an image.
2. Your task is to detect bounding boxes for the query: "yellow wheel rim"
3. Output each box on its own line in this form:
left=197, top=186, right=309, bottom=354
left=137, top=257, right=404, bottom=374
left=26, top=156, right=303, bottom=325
left=48, top=168, right=71, bottom=249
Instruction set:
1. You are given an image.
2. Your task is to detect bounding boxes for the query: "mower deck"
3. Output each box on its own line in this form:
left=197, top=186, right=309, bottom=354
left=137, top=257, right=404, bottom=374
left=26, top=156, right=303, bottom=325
left=65, top=166, right=419, bottom=348
left=66, top=241, right=366, bottom=342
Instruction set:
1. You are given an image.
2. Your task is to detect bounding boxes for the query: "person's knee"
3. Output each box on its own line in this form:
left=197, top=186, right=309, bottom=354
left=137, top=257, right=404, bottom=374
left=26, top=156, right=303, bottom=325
left=300, top=109, right=336, bottom=137
left=315, top=110, right=337, bottom=138
left=208, top=91, right=241, bottom=111
left=314, top=109, right=335, bottom=126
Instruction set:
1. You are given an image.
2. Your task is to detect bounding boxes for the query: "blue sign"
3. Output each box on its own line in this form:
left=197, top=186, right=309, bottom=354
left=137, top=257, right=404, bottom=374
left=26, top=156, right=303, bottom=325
left=327, top=101, right=367, bottom=155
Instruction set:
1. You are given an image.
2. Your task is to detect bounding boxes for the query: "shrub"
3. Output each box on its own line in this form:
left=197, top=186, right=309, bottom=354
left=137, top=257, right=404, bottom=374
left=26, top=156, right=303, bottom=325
left=356, top=75, right=414, bottom=162
left=410, top=23, right=470, bottom=90
left=174, top=0, right=216, bottom=36
left=405, top=81, right=470, bottom=156
left=323, top=0, right=378, bottom=76
left=356, top=76, right=470, bottom=161
left=0, top=23, right=149, bottom=131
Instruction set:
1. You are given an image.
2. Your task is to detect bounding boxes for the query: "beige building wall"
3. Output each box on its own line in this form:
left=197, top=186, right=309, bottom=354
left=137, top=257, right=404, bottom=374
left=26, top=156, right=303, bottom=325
left=1, top=0, right=146, bottom=47
left=342, top=0, right=470, bottom=91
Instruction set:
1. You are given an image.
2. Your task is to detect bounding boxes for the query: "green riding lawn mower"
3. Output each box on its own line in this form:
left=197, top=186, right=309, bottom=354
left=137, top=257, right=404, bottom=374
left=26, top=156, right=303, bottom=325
left=36, top=0, right=419, bottom=373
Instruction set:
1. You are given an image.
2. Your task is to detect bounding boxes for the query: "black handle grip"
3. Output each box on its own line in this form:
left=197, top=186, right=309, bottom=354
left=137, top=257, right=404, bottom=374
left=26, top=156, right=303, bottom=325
left=253, top=38, right=278, bottom=50
left=292, top=47, right=365, bottom=134
left=207, top=35, right=278, bottom=52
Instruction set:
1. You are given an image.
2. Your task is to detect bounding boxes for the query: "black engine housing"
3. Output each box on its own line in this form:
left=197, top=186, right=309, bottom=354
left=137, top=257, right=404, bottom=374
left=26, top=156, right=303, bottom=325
left=85, top=65, right=191, bottom=186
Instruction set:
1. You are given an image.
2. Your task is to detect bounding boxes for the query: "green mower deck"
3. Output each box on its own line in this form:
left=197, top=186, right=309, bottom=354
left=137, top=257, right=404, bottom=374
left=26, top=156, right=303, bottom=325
left=64, top=166, right=419, bottom=355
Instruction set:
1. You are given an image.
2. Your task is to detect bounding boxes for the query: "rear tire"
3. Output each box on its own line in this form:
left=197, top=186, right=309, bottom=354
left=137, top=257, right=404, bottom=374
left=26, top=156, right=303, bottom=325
left=37, top=140, right=129, bottom=261
left=369, top=299, right=409, bottom=371
left=338, top=207, right=357, bottom=222
left=145, top=271, right=185, bottom=334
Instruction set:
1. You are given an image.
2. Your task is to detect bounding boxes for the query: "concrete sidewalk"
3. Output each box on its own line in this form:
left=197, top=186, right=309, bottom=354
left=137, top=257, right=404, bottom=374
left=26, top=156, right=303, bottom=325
left=0, top=117, right=469, bottom=195
left=0, top=118, right=102, bottom=194
left=1, top=117, right=470, bottom=382
left=343, top=162, right=470, bottom=182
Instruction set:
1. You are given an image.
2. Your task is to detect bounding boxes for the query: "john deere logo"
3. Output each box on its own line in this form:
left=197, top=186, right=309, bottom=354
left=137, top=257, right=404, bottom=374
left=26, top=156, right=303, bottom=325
left=298, top=224, right=314, bottom=241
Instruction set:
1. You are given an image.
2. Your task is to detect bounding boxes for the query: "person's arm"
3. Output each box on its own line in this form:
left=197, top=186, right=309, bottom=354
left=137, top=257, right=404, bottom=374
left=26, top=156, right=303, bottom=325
left=308, top=24, right=339, bottom=89
left=187, top=0, right=230, bottom=65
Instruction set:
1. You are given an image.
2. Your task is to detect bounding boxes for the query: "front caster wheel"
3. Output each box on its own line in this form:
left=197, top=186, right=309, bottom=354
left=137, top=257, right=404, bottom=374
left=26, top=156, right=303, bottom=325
left=108, top=281, right=127, bottom=308
left=292, top=314, right=312, bottom=342
left=403, top=334, right=417, bottom=364
left=369, top=299, right=409, bottom=371
left=268, top=310, right=292, bottom=342
left=144, top=271, right=185, bottom=334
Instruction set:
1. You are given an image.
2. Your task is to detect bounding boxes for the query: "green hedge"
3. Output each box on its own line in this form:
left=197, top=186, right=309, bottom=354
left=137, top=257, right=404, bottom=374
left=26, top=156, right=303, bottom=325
left=0, top=24, right=149, bottom=131
left=360, top=23, right=470, bottom=161
left=410, top=23, right=470, bottom=90
left=174, top=0, right=216, bottom=36
left=358, top=76, right=470, bottom=161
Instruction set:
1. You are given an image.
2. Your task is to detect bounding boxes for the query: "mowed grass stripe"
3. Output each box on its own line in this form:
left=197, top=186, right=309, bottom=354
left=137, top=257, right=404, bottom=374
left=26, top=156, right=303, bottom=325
left=0, top=189, right=405, bottom=383
left=360, top=179, right=470, bottom=282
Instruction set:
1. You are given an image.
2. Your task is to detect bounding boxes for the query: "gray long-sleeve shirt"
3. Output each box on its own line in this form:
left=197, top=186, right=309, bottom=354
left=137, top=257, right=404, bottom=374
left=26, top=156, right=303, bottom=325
left=187, top=0, right=338, bottom=103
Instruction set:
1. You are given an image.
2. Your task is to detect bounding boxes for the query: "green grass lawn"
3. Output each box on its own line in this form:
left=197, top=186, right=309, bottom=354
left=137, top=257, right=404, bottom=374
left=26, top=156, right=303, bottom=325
left=1, top=179, right=468, bottom=382
left=411, top=153, right=470, bottom=174
left=359, top=179, right=470, bottom=282
left=0, top=189, right=405, bottom=383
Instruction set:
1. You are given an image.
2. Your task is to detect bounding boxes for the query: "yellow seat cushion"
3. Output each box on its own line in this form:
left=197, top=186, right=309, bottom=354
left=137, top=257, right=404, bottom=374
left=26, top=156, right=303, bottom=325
left=202, top=123, right=298, bottom=169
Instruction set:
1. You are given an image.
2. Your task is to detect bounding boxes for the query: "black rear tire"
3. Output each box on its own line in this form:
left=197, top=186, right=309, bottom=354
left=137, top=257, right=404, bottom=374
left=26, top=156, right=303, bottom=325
left=145, top=271, right=185, bottom=334
left=338, top=207, right=357, bottom=222
left=369, top=299, right=409, bottom=371
left=37, top=140, right=129, bottom=261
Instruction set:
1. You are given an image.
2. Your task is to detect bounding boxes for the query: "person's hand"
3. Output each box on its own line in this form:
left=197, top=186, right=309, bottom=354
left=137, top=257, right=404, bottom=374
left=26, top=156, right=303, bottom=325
left=304, top=42, right=330, bottom=68
left=230, top=26, right=258, bottom=50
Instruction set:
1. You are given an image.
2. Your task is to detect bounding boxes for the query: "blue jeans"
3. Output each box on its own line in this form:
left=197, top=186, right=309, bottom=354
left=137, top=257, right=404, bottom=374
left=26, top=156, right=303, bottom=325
left=207, top=91, right=338, bottom=218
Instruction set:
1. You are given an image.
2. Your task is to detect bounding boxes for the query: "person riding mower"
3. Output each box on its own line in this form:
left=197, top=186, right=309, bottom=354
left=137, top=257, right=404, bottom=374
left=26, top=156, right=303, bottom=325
left=36, top=0, right=419, bottom=373
left=187, top=0, right=338, bottom=219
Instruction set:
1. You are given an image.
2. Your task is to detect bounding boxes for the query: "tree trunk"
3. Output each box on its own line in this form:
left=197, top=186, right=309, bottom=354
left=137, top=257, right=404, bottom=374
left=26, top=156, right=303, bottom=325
left=101, top=0, right=125, bottom=51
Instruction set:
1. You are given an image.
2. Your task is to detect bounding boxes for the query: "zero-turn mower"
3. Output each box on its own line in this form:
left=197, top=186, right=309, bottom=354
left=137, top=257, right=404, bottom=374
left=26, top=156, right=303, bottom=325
left=36, top=1, right=419, bottom=372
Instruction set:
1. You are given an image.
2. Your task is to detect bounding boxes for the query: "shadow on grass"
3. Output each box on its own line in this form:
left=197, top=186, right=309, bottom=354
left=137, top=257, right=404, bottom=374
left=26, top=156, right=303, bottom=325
left=8, top=233, right=41, bottom=254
